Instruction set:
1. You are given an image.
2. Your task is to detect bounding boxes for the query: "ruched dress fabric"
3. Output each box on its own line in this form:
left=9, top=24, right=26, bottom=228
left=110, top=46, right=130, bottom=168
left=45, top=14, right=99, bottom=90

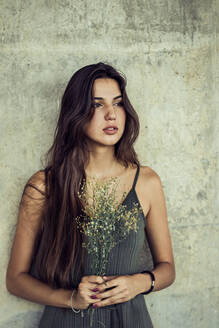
left=30, top=164, right=154, bottom=328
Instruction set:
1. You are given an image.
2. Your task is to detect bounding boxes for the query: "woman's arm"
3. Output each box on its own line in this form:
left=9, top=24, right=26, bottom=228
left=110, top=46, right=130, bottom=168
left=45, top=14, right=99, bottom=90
left=132, top=167, right=176, bottom=294
left=6, top=171, right=73, bottom=309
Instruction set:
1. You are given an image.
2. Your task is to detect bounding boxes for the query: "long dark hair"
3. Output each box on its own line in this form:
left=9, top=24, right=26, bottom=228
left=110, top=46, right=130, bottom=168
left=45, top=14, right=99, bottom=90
left=28, top=62, right=140, bottom=289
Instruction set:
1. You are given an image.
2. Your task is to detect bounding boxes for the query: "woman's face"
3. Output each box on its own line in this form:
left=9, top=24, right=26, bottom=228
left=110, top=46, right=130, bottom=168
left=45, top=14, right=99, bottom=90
left=84, top=78, right=126, bottom=148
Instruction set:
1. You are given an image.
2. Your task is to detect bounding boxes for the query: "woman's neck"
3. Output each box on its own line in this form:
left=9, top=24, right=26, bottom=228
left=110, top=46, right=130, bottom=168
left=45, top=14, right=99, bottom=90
left=85, top=151, right=126, bottom=179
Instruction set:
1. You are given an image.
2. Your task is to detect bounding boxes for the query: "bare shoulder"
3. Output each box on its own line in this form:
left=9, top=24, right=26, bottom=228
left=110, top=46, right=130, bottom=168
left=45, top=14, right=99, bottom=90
left=139, top=165, right=162, bottom=187
left=137, top=166, right=165, bottom=210
left=18, top=170, right=47, bottom=232
left=132, top=165, right=162, bottom=217
left=23, top=170, right=47, bottom=198
left=28, top=169, right=46, bottom=188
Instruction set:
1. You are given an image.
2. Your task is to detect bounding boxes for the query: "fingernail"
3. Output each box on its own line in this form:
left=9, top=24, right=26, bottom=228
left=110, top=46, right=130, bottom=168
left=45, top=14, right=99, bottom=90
left=91, top=295, right=97, bottom=299
left=93, top=304, right=98, bottom=308
left=92, top=288, right=99, bottom=292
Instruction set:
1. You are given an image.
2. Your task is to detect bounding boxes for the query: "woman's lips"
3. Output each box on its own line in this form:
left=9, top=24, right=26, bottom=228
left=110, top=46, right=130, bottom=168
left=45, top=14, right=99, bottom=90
left=103, top=127, right=118, bottom=135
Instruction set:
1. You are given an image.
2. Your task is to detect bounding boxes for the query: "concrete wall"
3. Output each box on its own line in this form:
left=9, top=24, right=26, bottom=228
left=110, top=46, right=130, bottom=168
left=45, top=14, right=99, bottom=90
left=0, top=0, right=218, bottom=327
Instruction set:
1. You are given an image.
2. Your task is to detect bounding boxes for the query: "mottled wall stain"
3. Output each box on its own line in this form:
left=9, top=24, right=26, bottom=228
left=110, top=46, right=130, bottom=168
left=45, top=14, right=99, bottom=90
left=0, top=0, right=218, bottom=327
left=0, top=311, right=43, bottom=328
left=179, top=0, right=200, bottom=40
left=0, top=0, right=215, bottom=45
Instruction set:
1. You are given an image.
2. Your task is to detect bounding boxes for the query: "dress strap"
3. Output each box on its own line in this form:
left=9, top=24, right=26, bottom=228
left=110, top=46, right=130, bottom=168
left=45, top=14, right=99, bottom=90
left=132, top=164, right=140, bottom=190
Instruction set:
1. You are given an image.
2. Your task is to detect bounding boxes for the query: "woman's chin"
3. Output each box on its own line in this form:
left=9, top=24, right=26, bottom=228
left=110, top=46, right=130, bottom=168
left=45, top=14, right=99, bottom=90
left=87, top=139, right=120, bottom=148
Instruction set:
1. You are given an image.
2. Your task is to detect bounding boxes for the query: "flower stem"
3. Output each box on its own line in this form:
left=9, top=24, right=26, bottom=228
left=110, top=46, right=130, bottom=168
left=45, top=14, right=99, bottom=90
left=88, top=305, right=95, bottom=327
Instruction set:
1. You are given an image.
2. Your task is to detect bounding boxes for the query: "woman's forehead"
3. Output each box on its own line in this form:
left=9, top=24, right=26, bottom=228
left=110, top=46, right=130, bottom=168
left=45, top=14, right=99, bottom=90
left=92, top=78, right=121, bottom=98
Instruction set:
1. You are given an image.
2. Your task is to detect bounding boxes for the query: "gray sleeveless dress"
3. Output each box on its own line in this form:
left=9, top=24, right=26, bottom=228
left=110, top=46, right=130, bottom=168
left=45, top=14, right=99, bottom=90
left=31, top=165, right=154, bottom=328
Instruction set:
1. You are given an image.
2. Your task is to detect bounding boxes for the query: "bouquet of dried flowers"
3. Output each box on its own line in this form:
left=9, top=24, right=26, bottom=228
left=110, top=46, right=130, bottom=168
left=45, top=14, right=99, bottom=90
left=75, top=176, right=142, bottom=327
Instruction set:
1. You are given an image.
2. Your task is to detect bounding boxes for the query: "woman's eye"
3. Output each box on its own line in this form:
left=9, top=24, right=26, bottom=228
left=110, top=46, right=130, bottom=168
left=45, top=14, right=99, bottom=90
left=114, top=101, right=124, bottom=107
left=93, top=103, right=103, bottom=108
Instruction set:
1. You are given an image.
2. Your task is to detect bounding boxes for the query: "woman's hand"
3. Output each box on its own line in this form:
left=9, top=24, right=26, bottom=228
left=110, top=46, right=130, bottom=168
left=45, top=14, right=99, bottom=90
left=72, top=275, right=107, bottom=310
left=92, top=275, right=139, bottom=308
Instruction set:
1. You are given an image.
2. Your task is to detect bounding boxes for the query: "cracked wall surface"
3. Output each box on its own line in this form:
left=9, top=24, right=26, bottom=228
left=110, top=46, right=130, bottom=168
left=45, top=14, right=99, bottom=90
left=0, top=0, right=218, bottom=327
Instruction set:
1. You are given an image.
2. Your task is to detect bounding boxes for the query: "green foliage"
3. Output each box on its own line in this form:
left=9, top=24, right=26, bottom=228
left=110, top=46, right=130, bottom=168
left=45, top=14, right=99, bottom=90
left=75, top=176, right=141, bottom=275
left=75, top=176, right=142, bottom=327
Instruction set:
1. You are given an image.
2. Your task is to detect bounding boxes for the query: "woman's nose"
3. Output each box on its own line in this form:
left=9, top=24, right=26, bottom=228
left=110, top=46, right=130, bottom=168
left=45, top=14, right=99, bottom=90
left=105, top=104, right=116, bottom=120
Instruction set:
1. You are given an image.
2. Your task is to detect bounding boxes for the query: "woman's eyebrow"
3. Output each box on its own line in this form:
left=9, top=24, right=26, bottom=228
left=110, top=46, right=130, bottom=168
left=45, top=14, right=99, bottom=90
left=93, top=95, right=122, bottom=100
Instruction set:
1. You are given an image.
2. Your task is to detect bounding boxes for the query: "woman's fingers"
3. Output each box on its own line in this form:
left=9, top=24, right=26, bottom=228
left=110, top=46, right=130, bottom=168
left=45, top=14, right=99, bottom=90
left=80, top=275, right=105, bottom=292
left=95, top=276, right=118, bottom=290
left=80, top=275, right=116, bottom=302
left=92, top=275, right=137, bottom=307
left=82, top=275, right=104, bottom=284
left=93, top=290, right=128, bottom=307
left=94, top=285, right=123, bottom=301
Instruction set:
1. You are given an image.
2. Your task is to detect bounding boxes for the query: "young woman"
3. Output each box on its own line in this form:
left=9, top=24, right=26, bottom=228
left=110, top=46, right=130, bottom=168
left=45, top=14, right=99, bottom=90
left=6, top=62, right=175, bottom=327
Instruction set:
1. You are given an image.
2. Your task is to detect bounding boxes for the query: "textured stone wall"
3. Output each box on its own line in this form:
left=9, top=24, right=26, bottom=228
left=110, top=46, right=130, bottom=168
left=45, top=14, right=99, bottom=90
left=0, top=0, right=218, bottom=327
